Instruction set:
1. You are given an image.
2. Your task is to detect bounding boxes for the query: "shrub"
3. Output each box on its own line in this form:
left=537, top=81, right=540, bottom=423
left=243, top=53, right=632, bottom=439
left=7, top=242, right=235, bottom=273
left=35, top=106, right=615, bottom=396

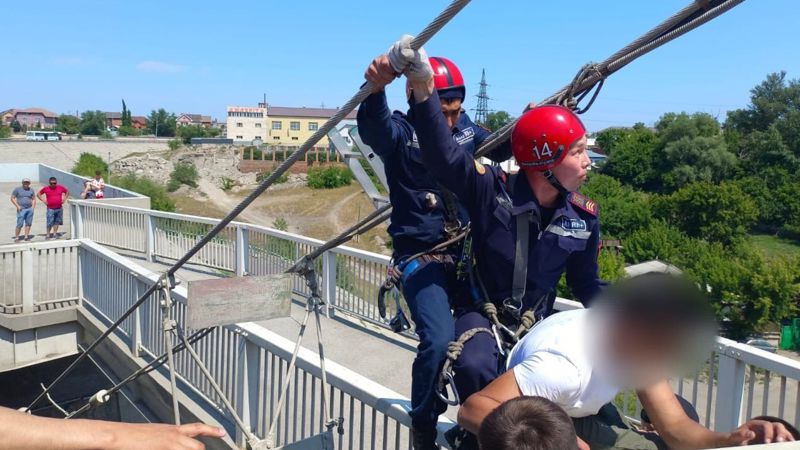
left=117, top=125, right=140, bottom=136
left=220, top=177, right=235, bottom=191
left=272, top=217, right=289, bottom=231
left=307, top=166, right=352, bottom=189
left=0, top=125, right=11, bottom=138
left=170, top=162, right=199, bottom=189
left=100, top=130, right=114, bottom=140
left=256, top=170, right=289, bottom=185
left=71, top=152, right=108, bottom=178
left=168, top=139, right=181, bottom=151
left=111, top=174, right=175, bottom=212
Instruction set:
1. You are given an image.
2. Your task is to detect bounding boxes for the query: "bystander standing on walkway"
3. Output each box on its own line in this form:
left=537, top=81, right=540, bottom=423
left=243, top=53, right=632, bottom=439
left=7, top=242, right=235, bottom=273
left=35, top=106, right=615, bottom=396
left=10, top=178, right=36, bottom=242
left=37, top=177, right=69, bottom=239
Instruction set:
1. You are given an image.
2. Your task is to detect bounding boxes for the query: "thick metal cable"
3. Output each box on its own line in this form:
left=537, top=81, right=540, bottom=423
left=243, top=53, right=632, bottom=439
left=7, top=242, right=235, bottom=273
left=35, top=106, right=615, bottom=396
left=27, top=0, right=471, bottom=414
left=62, top=327, right=214, bottom=419
left=475, top=0, right=747, bottom=159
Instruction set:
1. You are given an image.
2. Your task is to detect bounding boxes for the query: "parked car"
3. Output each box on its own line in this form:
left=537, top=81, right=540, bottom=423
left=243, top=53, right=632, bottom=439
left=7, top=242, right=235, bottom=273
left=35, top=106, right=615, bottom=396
left=745, top=338, right=777, bottom=353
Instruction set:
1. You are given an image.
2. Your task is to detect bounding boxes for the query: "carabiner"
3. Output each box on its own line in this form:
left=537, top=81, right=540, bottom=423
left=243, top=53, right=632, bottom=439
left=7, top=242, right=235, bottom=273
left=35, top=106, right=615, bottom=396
left=436, top=371, right=461, bottom=407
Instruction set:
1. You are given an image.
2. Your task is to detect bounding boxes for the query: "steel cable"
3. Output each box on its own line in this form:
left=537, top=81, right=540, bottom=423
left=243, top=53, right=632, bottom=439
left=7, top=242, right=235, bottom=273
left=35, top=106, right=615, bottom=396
left=474, top=0, right=747, bottom=159
left=28, top=0, right=471, bottom=414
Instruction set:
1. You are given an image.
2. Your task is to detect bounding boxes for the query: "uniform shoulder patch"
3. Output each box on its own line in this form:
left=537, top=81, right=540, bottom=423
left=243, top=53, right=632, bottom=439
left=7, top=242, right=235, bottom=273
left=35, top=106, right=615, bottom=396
left=568, top=192, right=598, bottom=216
left=474, top=159, right=486, bottom=175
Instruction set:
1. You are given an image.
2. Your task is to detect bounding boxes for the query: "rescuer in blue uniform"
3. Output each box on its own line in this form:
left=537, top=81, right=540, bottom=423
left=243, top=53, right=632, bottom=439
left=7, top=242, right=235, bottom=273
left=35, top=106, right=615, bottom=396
left=386, top=39, right=605, bottom=449
left=358, top=36, right=511, bottom=449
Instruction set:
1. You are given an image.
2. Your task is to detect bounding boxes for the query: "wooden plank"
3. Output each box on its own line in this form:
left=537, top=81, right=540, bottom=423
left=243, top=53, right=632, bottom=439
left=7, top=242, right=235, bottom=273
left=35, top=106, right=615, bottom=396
left=187, top=275, right=292, bottom=329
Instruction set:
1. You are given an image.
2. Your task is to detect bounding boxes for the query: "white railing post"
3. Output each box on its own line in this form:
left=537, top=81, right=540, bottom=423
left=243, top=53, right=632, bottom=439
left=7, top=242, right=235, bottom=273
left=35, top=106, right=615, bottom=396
left=146, top=213, right=156, bottom=262
left=715, top=350, right=747, bottom=432
left=322, top=251, right=338, bottom=318
left=21, top=249, right=34, bottom=314
left=235, top=334, right=260, bottom=448
left=70, top=203, right=83, bottom=239
left=236, top=225, right=249, bottom=277
left=130, top=278, right=143, bottom=357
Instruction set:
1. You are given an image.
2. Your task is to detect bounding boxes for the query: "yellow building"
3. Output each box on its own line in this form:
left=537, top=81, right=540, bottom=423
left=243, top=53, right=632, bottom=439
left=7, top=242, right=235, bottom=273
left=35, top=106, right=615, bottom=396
left=226, top=102, right=356, bottom=146
left=265, top=106, right=356, bottom=147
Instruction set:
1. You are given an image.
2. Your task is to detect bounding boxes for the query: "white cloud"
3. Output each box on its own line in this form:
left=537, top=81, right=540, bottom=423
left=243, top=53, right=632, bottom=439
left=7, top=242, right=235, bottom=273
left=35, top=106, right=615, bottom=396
left=136, top=60, right=186, bottom=73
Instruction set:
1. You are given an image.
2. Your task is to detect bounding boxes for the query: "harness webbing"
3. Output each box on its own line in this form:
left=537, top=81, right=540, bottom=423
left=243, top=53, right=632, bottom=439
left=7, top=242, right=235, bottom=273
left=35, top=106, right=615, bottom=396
left=511, top=212, right=531, bottom=307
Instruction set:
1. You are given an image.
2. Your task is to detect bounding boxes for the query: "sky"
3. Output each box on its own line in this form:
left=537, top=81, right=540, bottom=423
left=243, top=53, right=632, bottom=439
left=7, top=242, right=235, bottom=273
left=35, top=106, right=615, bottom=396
left=2, top=0, right=798, bottom=132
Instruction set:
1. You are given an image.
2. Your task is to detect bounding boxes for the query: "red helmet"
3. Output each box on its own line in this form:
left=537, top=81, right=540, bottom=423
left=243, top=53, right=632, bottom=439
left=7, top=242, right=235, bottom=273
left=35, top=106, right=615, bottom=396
left=511, top=105, right=586, bottom=171
left=429, top=56, right=465, bottom=101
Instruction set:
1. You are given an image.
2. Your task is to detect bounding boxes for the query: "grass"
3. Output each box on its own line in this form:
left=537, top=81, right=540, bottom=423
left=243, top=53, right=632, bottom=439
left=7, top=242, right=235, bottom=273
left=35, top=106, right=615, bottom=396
left=171, top=194, right=228, bottom=219
left=751, top=234, right=800, bottom=259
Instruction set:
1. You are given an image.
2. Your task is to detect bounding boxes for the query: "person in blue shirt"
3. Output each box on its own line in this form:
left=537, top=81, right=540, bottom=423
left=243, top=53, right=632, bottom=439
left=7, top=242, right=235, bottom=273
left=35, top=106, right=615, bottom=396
left=359, top=36, right=511, bottom=449
left=386, top=38, right=605, bottom=449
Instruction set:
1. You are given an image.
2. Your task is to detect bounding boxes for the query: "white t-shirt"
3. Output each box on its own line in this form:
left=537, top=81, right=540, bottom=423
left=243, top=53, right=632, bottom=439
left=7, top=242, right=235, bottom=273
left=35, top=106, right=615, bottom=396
left=91, top=178, right=105, bottom=198
left=507, top=308, right=621, bottom=418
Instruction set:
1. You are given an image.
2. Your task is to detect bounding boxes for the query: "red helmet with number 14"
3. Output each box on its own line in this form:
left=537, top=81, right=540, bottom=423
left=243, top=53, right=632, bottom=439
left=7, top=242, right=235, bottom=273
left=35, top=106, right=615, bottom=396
left=511, top=105, right=586, bottom=171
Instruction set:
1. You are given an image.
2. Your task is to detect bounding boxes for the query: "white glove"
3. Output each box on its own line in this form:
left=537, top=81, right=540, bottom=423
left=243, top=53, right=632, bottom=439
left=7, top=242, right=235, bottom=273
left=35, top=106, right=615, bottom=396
left=387, top=34, right=433, bottom=82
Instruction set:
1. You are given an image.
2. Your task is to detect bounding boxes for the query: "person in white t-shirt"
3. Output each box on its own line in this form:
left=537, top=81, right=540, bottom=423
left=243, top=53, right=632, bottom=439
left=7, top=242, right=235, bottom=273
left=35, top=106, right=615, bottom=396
left=458, top=273, right=795, bottom=450
left=90, top=170, right=105, bottom=199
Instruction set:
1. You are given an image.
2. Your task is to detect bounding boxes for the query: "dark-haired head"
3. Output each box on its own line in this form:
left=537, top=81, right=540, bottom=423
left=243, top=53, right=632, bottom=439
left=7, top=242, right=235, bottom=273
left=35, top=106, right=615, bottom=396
left=478, top=396, right=579, bottom=450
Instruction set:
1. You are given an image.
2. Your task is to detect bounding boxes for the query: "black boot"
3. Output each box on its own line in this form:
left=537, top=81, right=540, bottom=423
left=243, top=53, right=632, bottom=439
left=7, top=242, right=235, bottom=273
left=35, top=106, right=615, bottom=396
left=411, top=426, right=439, bottom=450
left=444, top=425, right=479, bottom=450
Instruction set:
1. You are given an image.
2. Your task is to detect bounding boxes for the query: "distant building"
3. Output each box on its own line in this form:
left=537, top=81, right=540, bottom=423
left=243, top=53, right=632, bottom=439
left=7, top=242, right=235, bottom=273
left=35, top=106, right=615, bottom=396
left=12, top=108, right=58, bottom=129
left=1, top=109, right=16, bottom=125
left=177, top=113, right=212, bottom=128
left=226, top=101, right=356, bottom=145
left=226, top=105, right=267, bottom=143
left=104, top=113, right=149, bottom=130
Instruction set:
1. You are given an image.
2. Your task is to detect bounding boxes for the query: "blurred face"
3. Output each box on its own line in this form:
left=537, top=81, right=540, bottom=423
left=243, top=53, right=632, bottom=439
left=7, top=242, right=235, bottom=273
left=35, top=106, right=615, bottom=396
left=22, top=181, right=30, bottom=189
left=440, top=98, right=463, bottom=129
left=49, top=180, right=57, bottom=187
left=551, top=135, right=590, bottom=191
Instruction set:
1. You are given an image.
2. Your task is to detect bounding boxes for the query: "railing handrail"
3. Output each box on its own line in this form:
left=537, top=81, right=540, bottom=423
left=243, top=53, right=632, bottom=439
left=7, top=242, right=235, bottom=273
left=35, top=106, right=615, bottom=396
left=0, top=239, right=81, bottom=252
left=70, top=199, right=391, bottom=261
left=716, top=336, right=800, bottom=380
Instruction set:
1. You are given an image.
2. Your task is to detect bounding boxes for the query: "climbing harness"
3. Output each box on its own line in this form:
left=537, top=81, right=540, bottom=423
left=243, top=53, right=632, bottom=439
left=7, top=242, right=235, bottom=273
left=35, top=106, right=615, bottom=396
left=29, top=1, right=753, bottom=447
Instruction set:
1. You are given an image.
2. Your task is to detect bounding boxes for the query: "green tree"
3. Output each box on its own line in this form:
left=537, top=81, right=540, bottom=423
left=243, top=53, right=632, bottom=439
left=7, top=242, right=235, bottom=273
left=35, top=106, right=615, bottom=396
left=656, top=181, right=758, bottom=246
left=117, top=125, right=140, bottom=136
left=580, top=174, right=652, bottom=239
left=0, top=125, right=11, bottom=138
left=147, top=109, right=177, bottom=137
left=121, top=99, right=132, bottom=127
left=484, top=111, right=514, bottom=132
left=111, top=174, right=176, bottom=212
left=176, top=125, right=208, bottom=144
left=168, top=162, right=199, bottom=191
left=56, top=114, right=81, bottom=134
left=307, top=166, right=352, bottom=189
left=652, top=112, right=738, bottom=191
left=71, top=152, right=109, bottom=178
left=79, top=110, right=107, bottom=135
left=599, top=124, right=659, bottom=189
left=11, top=120, right=22, bottom=132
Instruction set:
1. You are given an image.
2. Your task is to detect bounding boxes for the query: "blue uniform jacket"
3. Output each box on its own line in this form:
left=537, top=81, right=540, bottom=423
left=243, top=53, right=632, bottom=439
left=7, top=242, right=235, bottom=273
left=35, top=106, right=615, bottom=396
left=357, top=91, right=511, bottom=259
left=412, top=92, right=604, bottom=310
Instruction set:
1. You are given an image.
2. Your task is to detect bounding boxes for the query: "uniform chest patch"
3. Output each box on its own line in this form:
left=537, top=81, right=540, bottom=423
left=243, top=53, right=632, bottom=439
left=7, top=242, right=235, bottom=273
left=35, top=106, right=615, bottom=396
left=453, top=127, right=475, bottom=146
left=559, top=217, right=587, bottom=231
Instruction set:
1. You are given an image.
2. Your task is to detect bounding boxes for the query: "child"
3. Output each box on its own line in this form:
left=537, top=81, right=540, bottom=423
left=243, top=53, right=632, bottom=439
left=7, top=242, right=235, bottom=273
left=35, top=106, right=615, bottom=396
left=478, top=396, right=581, bottom=450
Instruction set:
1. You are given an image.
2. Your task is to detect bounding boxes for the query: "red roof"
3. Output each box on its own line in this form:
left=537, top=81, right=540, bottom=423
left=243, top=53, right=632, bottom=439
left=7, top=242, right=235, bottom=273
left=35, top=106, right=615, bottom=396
left=16, top=107, right=58, bottom=118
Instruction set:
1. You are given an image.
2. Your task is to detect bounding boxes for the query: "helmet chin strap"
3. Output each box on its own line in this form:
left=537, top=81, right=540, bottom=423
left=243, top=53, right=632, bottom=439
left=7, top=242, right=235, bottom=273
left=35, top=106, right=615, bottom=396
left=543, top=170, right=569, bottom=196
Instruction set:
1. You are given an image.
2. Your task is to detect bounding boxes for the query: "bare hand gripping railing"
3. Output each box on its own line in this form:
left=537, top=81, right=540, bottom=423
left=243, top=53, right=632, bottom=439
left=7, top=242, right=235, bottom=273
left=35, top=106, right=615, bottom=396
left=26, top=0, right=472, bottom=417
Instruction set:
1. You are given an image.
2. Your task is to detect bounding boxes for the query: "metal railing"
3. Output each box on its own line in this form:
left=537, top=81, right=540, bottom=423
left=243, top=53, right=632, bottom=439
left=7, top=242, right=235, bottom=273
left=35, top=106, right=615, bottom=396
left=74, top=238, right=431, bottom=449
left=63, top=200, right=800, bottom=431
left=0, top=240, right=80, bottom=314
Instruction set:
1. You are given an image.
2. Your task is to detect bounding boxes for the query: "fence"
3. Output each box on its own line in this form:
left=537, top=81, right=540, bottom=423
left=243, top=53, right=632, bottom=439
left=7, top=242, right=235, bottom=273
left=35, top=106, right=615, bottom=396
left=64, top=200, right=800, bottom=431
left=0, top=240, right=80, bottom=314
left=73, top=239, right=428, bottom=449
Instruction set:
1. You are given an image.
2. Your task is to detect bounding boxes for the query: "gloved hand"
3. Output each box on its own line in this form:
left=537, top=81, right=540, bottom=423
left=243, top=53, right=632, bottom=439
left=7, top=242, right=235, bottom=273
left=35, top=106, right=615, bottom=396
left=387, top=34, right=433, bottom=82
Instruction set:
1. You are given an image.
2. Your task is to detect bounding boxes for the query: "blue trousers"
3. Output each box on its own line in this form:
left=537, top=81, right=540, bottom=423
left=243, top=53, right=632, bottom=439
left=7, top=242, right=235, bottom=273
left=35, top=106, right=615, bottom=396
left=402, top=260, right=457, bottom=430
